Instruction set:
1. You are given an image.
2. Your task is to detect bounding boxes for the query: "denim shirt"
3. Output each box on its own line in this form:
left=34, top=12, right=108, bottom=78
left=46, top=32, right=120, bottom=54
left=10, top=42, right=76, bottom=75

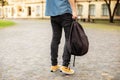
left=45, top=0, right=72, bottom=16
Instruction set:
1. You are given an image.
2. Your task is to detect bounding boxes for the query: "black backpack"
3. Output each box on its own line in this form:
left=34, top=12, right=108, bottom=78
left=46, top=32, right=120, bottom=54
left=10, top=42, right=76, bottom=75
left=67, top=20, right=89, bottom=66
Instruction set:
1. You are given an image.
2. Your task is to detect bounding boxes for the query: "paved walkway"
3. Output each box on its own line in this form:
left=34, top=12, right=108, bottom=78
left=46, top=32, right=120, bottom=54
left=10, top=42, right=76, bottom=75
left=0, top=20, right=120, bottom=80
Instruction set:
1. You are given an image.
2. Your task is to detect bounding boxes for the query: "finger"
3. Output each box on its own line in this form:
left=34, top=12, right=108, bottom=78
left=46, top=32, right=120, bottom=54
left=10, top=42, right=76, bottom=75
left=72, top=16, right=77, bottom=19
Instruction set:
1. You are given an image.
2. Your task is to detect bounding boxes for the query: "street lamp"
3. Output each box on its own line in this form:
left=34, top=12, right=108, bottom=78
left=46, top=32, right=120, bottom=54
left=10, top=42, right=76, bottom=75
left=88, top=0, right=91, bottom=22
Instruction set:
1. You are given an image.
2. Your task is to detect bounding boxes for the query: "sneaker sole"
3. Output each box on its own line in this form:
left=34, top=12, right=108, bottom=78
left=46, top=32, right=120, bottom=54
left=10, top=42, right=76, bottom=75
left=60, top=69, right=74, bottom=74
left=50, top=65, right=61, bottom=72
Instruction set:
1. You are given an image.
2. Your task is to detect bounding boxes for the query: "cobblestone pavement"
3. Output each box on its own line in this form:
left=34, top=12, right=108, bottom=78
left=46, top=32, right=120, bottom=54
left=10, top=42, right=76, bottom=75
left=0, top=20, right=120, bottom=80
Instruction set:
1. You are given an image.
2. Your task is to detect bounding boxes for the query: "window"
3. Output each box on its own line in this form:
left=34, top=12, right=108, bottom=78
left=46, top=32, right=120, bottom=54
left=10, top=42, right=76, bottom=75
left=102, top=4, right=109, bottom=16
left=17, top=6, right=22, bottom=12
left=77, top=5, right=83, bottom=16
left=116, top=3, right=120, bottom=16
left=0, top=8, right=1, bottom=16
left=28, top=6, right=31, bottom=16
left=11, top=7, right=14, bottom=16
left=36, top=6, right=40, bottom=16
left=89, top=4, right=95, bottom=16
left=17, top=6, right=22, bottom=16
left=5, top=8, right=8, bottom=17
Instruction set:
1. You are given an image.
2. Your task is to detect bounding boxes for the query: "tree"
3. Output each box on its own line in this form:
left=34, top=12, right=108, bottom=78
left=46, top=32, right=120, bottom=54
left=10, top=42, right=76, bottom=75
left=104, top=0, right=120, bottom=23
left=0, top=0, right=8, bottom=19
left=0, top=0, right=4, bottom=6
left=0, top=0, right=8, bottom=6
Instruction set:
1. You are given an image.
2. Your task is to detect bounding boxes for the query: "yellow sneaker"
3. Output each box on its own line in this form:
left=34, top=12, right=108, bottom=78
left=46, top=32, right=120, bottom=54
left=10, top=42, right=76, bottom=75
left=60, top=66, right=74, bottom=74
left=50, top=65, right=60, bottom=72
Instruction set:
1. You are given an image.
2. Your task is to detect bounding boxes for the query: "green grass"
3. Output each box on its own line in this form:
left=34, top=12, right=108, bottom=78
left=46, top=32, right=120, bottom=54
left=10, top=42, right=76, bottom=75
left=81, top=22, right=120, bottom=32
left=94, top=20, right=120, bottom=26
left=0, top=20, right=16, bottom=28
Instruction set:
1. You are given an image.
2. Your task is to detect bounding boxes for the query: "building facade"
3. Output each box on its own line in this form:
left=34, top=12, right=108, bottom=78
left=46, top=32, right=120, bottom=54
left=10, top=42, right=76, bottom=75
left=0, top=0, right=120, bottom=20
left=0, top=0, right=47, bottom=19
left=76, top=0, right=120, bottom=20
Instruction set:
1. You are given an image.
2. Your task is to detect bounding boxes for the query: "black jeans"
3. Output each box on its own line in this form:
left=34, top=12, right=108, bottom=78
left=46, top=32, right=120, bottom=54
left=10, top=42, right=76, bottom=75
left=50, top=13, right=73, bottom=67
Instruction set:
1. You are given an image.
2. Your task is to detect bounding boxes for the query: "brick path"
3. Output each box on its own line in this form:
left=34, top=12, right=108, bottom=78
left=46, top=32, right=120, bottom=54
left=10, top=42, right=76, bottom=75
left=0, top=20, right=120, bottom=80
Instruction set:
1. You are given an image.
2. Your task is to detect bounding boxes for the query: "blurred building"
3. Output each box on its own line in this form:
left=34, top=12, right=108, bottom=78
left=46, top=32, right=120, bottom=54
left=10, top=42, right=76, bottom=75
left=0, top=0, right=120, bottom=20
left=0, top=0, right=47, bottom=19
left=76, top=0, right=120, bottom=21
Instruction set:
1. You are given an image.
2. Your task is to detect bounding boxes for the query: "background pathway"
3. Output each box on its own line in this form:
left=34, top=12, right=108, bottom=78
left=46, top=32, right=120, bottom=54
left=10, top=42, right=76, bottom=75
left=0, top=20, right=120, bottom=80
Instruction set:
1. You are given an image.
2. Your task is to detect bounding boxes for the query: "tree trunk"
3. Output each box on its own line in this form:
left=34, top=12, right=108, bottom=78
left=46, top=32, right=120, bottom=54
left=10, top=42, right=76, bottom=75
left=104, top=0, right=120, bottom=23
left=108, top=4, right=113, bottom=23
left=110, top=16, right=114, bottom=23
left=111, top=0, right=120, bottom=23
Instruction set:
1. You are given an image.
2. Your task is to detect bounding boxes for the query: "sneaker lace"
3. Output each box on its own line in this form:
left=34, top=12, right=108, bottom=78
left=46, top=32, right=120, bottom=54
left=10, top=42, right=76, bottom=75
left=65, top=67, right=70, bottom=70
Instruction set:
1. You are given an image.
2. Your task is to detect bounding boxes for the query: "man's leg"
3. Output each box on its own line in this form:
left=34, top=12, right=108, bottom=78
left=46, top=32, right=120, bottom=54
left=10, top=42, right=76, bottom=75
left=61, top=13, right=73, bottom=67
left=60, top=13, right=74, bottom=74
left=50, top=16, right=62, bottom=66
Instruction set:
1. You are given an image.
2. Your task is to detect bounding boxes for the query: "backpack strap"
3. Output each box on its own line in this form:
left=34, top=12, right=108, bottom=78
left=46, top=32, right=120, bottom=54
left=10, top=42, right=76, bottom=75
left=73, top=55, right=76, bottom=67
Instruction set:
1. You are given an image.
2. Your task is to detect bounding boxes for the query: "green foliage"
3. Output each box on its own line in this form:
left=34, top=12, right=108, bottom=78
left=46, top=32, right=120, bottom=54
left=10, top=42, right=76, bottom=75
left=0, top=0, right=8, bottom=6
